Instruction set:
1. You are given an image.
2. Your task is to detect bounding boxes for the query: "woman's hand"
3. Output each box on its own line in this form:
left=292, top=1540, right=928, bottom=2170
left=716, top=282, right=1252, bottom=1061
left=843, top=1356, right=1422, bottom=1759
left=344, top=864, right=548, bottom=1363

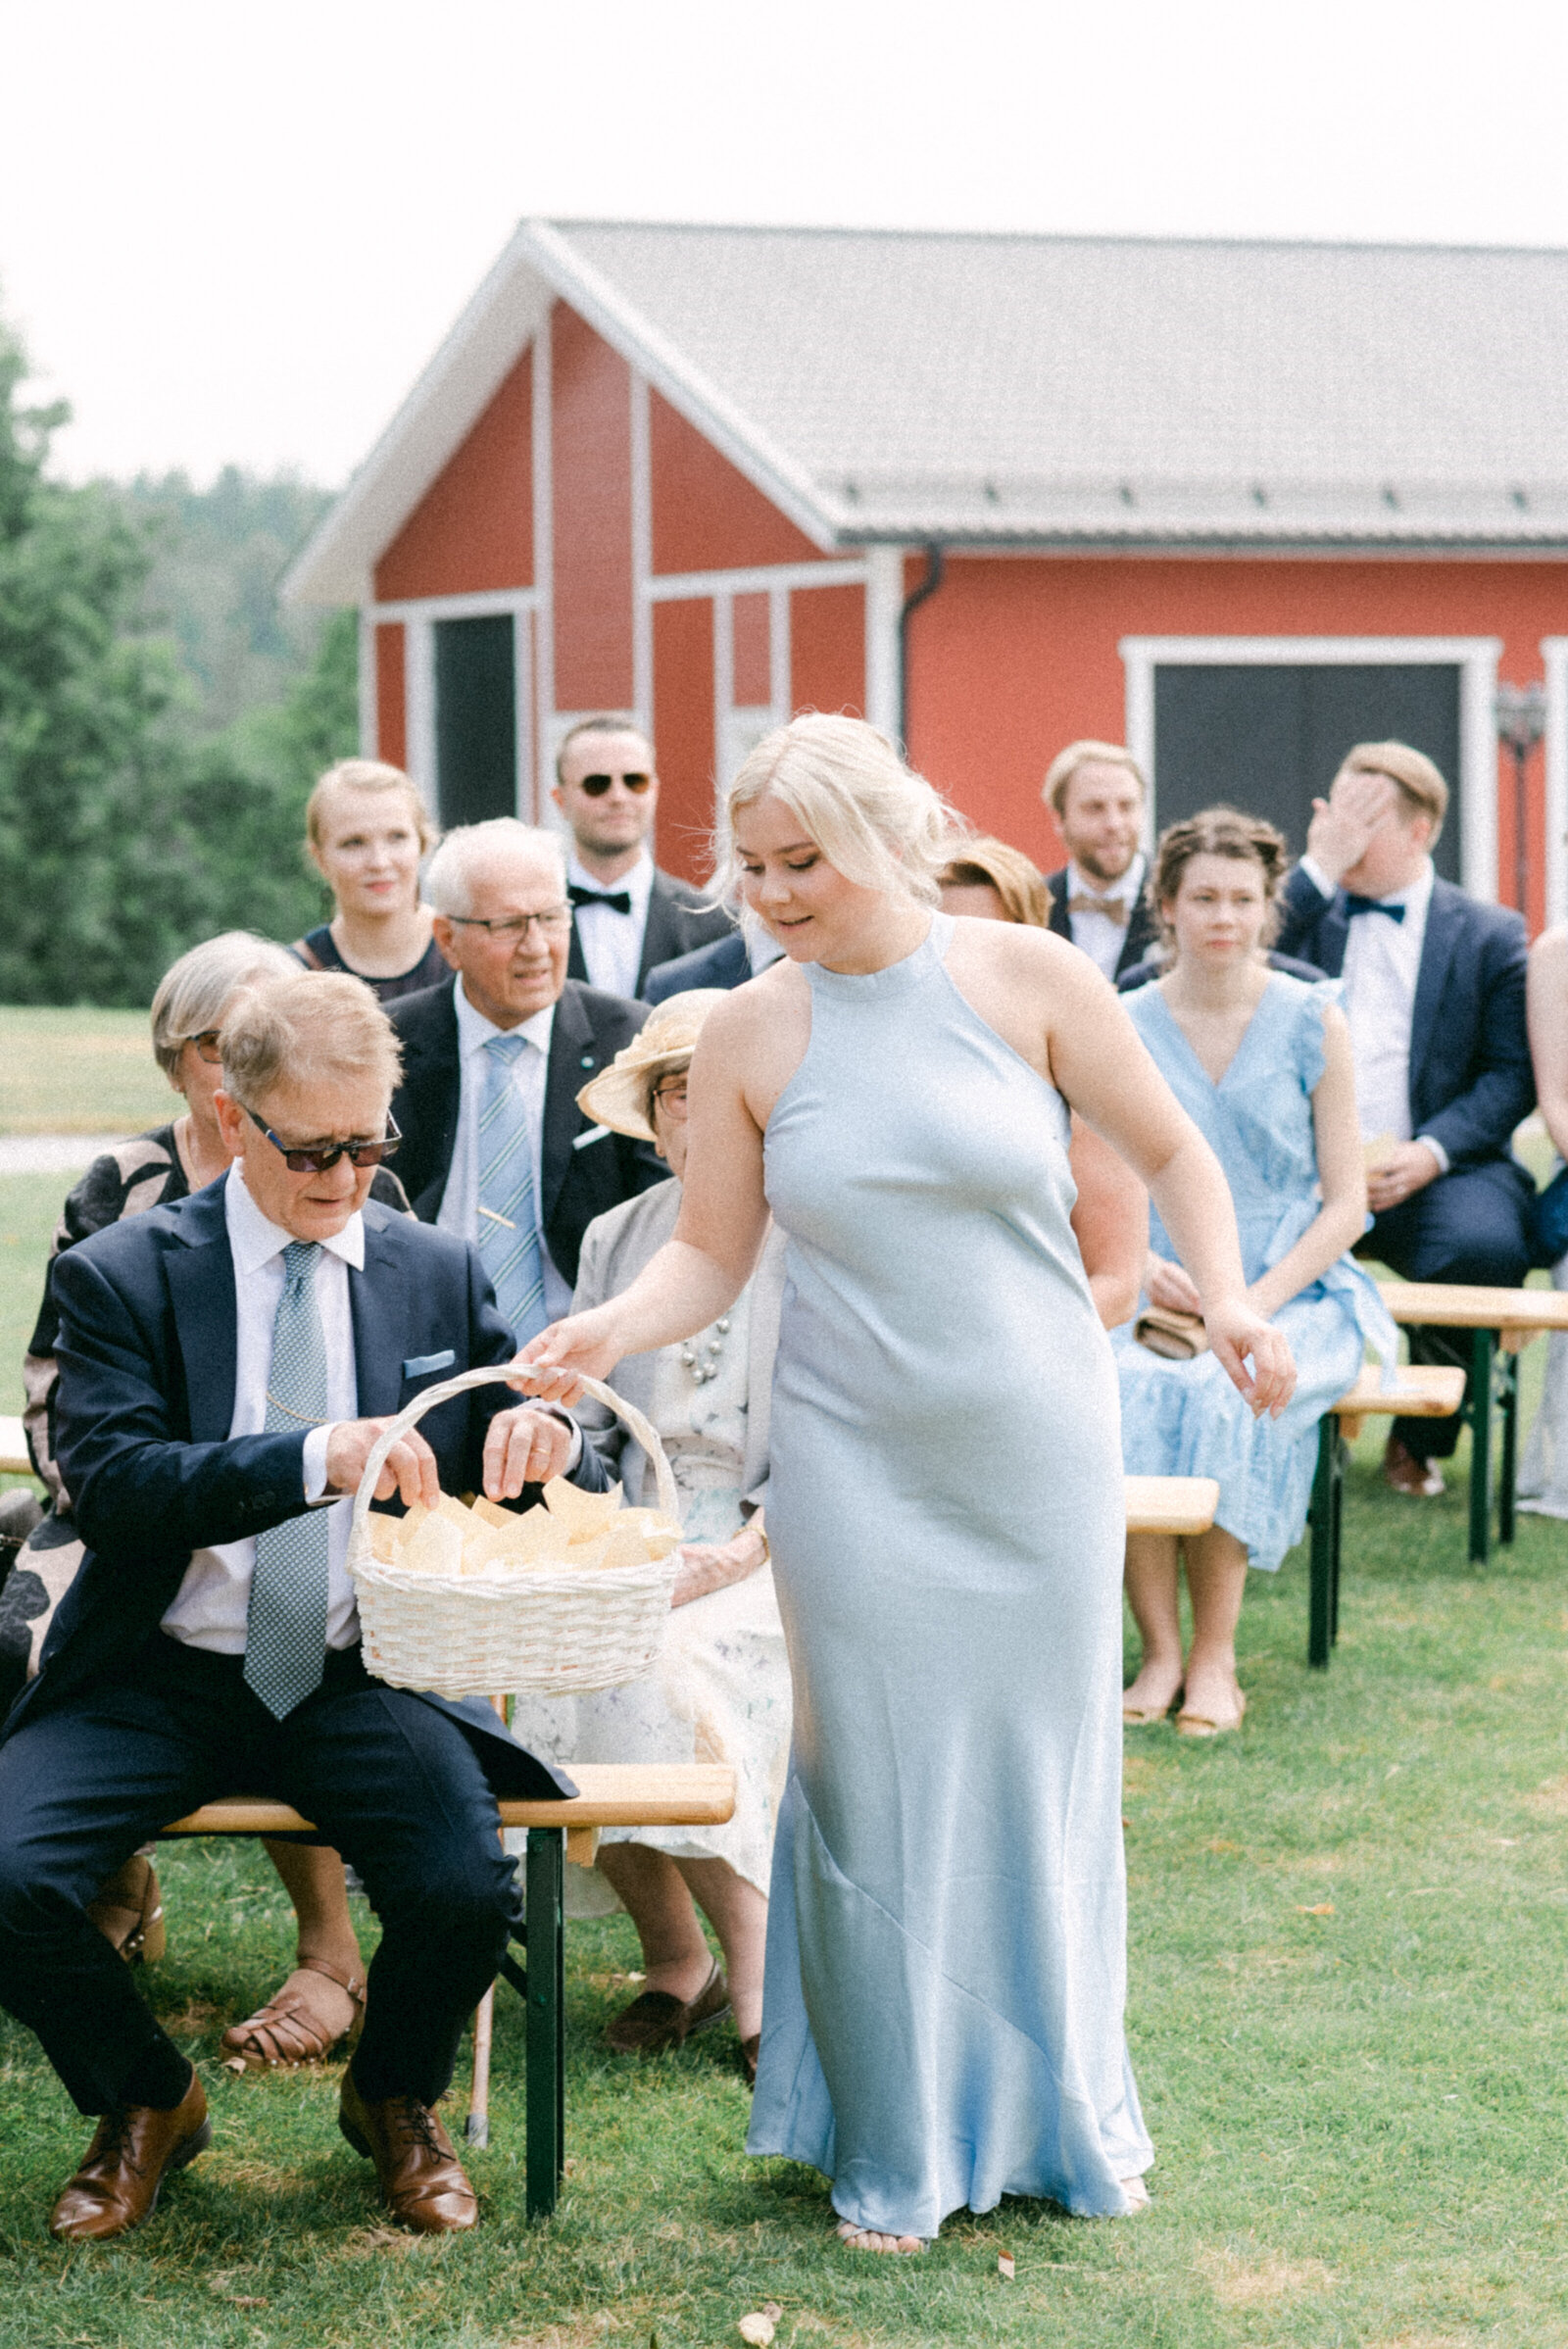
left=1145, top=1253, right=1202, bottom=1315
left=1205, top=1300, right=1297, bottom=1419
left=508, top=1307, right=625, bottom=1406
left=669, top=1525, right=768, bottom=1608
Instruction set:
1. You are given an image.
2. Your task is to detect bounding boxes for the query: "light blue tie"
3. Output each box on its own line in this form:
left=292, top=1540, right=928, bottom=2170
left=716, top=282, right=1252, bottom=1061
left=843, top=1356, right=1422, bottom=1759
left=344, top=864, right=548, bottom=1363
left=244, top=1241, right=331, bottom=1720
left=478, top=1033, right=547, bottom=1344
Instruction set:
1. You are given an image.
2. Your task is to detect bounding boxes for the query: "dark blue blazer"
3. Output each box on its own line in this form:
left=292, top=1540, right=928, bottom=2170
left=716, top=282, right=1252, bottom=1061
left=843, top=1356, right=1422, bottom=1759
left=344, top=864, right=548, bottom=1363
left=644, top=929, right=752, bottom=1003
left=4, top=1184, right=608, bottom=1795
left=1273, top=866, right=1534, bottom=1168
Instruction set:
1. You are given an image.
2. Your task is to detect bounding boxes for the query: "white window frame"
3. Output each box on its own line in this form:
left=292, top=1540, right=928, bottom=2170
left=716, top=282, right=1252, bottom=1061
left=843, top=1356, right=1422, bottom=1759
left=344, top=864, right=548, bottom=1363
left=1119, top=634, right=1503, bottom=904
left=1539, top=638, right=1568, bottom=929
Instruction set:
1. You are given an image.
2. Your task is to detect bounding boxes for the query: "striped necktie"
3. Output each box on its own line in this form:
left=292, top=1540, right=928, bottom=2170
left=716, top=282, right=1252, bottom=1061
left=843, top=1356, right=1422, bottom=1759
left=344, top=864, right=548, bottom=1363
left=244, top=1241, right=331, bottom=1720
left=478, top=1032, right=548, bottom=1344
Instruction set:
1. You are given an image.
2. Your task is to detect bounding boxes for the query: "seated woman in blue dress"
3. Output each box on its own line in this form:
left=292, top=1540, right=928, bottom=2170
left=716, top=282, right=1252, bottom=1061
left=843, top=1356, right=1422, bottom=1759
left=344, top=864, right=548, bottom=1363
left=1115, top=808, right=1396, bottom=1737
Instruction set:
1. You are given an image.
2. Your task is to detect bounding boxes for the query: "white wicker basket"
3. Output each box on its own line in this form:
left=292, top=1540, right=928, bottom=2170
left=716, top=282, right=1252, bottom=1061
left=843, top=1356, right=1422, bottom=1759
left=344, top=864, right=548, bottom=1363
left=347, top=1365, right=681, bottom=1699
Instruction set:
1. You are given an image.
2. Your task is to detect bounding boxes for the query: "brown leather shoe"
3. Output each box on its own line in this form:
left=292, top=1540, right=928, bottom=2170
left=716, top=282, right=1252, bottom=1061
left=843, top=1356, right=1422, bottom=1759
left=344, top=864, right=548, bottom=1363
left=49, top=2072, right=210, bottom=2240
left=1384, top=1434, right=1446, bottom=1497
left=338, top=2069, right=477, bottom=2233
left=604, top=1959, right=731, bottom=2056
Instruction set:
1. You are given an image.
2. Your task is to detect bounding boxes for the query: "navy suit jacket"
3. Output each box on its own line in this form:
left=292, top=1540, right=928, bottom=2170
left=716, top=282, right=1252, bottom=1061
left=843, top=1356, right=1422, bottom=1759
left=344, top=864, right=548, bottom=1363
left=4, top=1185, right=608, bottom=1795
left=1273, top=866, right=1535, bottom=1168
left=644, top=930, right=752, bottom=1003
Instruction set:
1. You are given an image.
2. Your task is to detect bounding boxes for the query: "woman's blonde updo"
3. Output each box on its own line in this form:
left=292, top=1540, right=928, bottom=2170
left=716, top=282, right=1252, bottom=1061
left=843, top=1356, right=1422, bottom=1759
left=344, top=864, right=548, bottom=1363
left=1149, top=806, right=1290, bottom=952
left=716, top=714, right=966, bottom=907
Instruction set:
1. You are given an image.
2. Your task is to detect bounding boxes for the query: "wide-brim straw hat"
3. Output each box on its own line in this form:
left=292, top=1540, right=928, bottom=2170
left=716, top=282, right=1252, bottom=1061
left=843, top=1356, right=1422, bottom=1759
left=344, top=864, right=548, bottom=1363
left=576, top=989, right=731, bottom=1143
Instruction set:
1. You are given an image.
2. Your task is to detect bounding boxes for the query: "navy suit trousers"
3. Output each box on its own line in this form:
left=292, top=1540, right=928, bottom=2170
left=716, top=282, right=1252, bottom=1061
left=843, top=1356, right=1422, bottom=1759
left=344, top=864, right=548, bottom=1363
left=0, top=1634, right=517, bottom=2114
left=1366, top=1158, right=1535, bottom=1458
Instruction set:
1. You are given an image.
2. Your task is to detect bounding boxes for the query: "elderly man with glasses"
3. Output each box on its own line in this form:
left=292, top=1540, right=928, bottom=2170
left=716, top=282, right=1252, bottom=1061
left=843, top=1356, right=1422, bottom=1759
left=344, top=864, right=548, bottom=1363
left=0, top=970, right=612, bottom=2242
left=552, top=714, right=735, bottom=998
left=389, top=818, right=665, bottom=1346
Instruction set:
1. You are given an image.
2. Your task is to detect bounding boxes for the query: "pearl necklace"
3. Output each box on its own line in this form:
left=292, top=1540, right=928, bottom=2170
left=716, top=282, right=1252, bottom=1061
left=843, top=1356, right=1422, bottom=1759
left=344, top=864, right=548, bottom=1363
left=678, top=1316, right=731, bottom=1386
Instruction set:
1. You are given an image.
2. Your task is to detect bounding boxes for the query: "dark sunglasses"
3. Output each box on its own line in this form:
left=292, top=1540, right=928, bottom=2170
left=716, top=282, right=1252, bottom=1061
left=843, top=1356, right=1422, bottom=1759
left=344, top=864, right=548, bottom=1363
left=578, top=770, right=653, bottom=798
left=246, top=1103, right=401, bottom=1174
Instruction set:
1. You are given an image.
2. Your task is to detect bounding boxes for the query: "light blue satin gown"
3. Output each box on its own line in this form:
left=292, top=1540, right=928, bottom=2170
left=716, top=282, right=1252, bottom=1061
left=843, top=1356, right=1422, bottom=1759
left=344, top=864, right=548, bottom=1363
left=745, top=913, right=1152, bottom=2236
left=1113, top=974, right=1396, bottom=1567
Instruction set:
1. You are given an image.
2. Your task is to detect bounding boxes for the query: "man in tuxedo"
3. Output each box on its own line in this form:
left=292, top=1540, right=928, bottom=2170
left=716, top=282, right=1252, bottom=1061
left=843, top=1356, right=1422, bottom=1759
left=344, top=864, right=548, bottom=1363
left=390, top=819, right=664, bottom=1339
left=0, top=973, right=609, bottom=2240
left=553, top=714, right=735, bottom=996
left=1274, top=742, right=1535, bottom=1493
left=1043, top=741, right=1158, bottom=981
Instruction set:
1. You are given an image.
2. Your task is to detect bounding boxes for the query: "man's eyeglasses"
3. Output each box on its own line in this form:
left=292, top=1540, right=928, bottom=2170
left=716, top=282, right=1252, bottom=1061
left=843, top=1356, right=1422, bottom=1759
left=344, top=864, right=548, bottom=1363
left=445, top=907, right=572, bottom=941
left=183, top=1030, right=223, bottom=1065
left=246, top=1103, right=402, bottom=1174
left=651, top=1076, right=690, bottom=1118
left=578, top=771, right=653, bottom=799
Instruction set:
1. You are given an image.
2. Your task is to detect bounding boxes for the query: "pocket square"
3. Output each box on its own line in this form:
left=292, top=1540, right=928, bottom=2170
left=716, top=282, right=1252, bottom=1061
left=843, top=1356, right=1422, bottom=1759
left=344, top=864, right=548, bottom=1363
left=572, top=1123, right=612, bottom=1150
left=403, top=1349, right=457, bottom=1379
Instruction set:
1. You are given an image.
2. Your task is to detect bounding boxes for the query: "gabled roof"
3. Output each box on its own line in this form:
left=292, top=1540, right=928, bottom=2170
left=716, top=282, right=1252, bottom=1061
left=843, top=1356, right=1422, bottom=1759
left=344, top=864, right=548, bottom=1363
left=285, top=220, right=1568, bottom=603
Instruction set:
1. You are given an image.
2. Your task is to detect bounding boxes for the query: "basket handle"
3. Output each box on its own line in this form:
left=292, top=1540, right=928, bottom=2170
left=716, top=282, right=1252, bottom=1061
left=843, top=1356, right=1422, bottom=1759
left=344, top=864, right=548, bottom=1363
left=347, top=1364, right=681, bottom=1553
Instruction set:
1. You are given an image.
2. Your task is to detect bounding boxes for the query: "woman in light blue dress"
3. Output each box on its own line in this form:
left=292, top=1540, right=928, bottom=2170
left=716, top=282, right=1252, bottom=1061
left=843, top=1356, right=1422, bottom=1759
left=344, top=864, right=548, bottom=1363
left=519, top=718, right=1295, bottom=2250
left=1115, top=809, right=1396, bottom=1737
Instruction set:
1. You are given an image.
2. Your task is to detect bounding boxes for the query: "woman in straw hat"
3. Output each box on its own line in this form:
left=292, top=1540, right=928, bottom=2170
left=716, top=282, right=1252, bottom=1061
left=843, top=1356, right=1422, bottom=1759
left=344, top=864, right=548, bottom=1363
left=513, top=992, right=789, bottom=2085
left=518, top=715, right=1293, bottom=2252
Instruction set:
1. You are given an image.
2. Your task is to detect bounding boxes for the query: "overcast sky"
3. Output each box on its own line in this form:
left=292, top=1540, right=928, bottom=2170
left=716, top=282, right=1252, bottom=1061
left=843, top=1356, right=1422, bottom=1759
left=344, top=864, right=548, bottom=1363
left=6, top=0, right=1568, bottom=486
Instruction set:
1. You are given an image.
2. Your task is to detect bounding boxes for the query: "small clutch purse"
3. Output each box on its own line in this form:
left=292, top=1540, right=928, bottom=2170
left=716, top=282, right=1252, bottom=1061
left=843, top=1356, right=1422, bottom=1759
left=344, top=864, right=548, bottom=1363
left=1133, top=1306, right=1209, bottom=1360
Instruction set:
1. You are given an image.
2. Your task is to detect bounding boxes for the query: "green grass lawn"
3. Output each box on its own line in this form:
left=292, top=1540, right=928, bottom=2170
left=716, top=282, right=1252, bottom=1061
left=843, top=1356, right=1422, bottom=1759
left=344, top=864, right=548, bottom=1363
left=0, top=1005, right=170, bottom=1135
left=3, top=1165, right=1568, bottom=2343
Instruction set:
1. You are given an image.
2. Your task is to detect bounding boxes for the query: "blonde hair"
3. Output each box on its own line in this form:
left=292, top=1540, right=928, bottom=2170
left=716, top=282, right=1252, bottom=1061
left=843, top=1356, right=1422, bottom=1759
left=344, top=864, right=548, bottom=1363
left=150, top=932, right=301, bottom=1079
left=1043, top=740, right=1146, bottom=820
left=1339, top=741, right=1447, bottom=840
left=306, top=759, right=436, bottom=857
left=220, top=971, right=403, bottom=1112
left=937, top=836, right=1050, bottom=927
left=717, top=714, right=963, bottom=907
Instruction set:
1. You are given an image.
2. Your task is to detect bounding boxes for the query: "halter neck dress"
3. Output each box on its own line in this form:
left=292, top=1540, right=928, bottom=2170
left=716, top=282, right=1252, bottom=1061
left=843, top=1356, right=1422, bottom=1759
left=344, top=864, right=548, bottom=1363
left=746, top=912, right=1152, bottom=2235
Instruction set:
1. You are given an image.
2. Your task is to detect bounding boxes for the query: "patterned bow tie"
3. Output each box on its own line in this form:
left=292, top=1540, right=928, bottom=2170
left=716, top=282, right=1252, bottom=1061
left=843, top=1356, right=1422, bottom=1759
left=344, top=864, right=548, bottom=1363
left=567, top=884, right=633, bottom=915
left=1068, top=893, right=1129, bottom=926
left=1345, top=894, right=1406, bottom=922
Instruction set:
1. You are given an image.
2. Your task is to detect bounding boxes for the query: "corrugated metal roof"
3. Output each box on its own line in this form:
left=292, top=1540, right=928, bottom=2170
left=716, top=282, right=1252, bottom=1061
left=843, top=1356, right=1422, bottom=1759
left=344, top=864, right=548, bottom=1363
left=555, top=221, right=1568, bottom=547
left=284, top=220, right=1568, bottom=605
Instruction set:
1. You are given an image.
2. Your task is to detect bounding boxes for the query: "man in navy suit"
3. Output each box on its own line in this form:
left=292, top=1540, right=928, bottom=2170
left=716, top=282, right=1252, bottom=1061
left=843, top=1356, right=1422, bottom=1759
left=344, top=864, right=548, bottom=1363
left=1274, top=742, right=1535, bottom=1493
left=644, top=909, right=783, bottom=1003
left=0, top=974, right=607, bottom=2242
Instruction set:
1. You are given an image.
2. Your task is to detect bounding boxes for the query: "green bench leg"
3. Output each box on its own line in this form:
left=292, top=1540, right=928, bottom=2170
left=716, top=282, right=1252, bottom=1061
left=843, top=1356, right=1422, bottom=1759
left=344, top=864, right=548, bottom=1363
left=1309, top=1413, right=1343, bottom=1668
left=1497, top=1345, right=1519, bottom=1546
left=524, top=1827, right=564, bottom=2220
left=1469, top=1329, right=1494, bottom=1565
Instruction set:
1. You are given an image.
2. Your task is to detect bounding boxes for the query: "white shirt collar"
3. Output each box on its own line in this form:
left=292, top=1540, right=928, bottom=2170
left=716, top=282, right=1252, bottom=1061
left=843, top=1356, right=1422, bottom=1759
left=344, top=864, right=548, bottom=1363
left=455, top=976, right=557, bottom=1059
left=223, top=1161, right=366, bottom=1274
left=566, top=846, right=654, bottom=916
left=1067, top=851, right=1145, bottom=905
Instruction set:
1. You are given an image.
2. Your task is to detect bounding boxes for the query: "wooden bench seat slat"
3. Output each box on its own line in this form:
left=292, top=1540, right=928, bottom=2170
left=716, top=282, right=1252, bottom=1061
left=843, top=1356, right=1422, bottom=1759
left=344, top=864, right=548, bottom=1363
left=1332, top=1365, right=1467, bottom=1421
left=0, top=1414, right=32, bottom=1477
left=1381, top=1283, right=1568, bottom=1331
left=1123, top=1474, right=1220, bottom=1537
left=160, top=1761, right=736, bottom=1839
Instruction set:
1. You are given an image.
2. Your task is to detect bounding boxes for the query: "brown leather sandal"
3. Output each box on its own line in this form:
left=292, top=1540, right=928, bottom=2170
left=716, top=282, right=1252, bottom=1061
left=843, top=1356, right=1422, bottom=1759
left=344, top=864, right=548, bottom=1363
left=220, top=1955, right=367, bottom=2069
left=85, top=1853, right=167, bottom=1966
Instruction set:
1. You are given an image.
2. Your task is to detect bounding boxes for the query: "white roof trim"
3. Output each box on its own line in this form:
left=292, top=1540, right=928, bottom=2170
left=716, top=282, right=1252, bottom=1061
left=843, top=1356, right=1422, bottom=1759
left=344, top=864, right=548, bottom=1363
left=284, top=219, right=847, bottom=609
left=281, top=234, right=555, bottom=608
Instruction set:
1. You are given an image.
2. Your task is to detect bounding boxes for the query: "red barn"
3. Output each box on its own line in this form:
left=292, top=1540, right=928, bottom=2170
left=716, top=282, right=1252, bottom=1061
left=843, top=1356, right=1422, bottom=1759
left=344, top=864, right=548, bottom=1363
left=285, top=221, right=1568, bottom=926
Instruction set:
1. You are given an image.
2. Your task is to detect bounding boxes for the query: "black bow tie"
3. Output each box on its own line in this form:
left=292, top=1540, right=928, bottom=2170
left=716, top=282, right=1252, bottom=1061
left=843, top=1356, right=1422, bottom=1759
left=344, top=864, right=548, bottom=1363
left=567, top=884, right=633, bottom=915
left=1345, top=894, right=1406, bottom=922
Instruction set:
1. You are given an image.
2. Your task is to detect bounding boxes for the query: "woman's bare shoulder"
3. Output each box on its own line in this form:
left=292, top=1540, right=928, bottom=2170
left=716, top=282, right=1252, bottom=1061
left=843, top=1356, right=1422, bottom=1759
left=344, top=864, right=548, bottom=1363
left=1531, top=923, right=1568, bottom=973
left=946, top=912, right=1116, bottom=998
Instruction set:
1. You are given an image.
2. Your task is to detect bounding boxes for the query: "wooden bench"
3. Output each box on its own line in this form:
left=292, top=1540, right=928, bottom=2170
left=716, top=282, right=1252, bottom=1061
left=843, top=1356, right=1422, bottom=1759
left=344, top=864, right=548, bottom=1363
left=1308, top=1364, right=1467, bottom=1668
left=0, top=1416, right=32, bottom=1478
left=1381, top=1284, right=1568, bottom=1564
left=160, top=1761, right=735, bottom=2220
left=1124, top=1475, right=1220, bottom=1536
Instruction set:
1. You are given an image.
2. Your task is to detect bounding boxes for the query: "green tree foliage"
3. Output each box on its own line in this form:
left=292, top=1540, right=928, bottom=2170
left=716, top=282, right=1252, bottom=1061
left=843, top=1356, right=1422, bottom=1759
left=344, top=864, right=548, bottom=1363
left=0, top=311, right=356, bottom=1004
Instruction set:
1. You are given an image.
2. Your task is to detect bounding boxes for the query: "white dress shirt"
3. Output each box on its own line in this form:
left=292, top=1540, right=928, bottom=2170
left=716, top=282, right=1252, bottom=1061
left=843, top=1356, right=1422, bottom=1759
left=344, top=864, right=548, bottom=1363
left=1299, top=854, right=1448, bottom=1173
left=437, top=979, right=572, bottom=1322
left=567, top=847, right=655, bottom=1000
left=161, top=1165, right=363, bottom=1654
left=1065, top=853, right=1146, bottom=982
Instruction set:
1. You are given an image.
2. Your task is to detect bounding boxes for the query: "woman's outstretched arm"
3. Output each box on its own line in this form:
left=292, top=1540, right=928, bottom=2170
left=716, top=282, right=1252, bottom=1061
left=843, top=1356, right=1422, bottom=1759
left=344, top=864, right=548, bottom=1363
left=1247, top=1005, right=1367, bottom=1319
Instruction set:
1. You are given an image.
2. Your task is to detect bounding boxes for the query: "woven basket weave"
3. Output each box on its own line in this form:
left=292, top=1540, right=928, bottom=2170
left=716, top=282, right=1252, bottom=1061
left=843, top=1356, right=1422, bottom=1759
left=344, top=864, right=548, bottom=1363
left=347, top=1365, right=681, bottom=1699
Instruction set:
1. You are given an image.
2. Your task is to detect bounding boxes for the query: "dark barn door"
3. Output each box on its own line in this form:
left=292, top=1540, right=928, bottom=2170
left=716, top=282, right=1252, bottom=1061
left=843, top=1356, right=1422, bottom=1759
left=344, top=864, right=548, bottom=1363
left=435, top=615, right=517, bottom=828
left=1152, top=663, right=1461, bottom=882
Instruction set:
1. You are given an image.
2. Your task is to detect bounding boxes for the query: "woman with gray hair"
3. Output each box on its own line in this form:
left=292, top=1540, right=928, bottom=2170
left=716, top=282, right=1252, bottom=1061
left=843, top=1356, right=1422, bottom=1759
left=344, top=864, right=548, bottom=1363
left=0, top=931, right=408, bottom=2072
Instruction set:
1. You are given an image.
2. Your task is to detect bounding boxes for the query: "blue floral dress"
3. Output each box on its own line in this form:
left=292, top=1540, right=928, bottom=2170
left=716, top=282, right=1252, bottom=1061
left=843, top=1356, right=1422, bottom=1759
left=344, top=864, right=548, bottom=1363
left=1114, top=975, right=1396, bottom=1570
